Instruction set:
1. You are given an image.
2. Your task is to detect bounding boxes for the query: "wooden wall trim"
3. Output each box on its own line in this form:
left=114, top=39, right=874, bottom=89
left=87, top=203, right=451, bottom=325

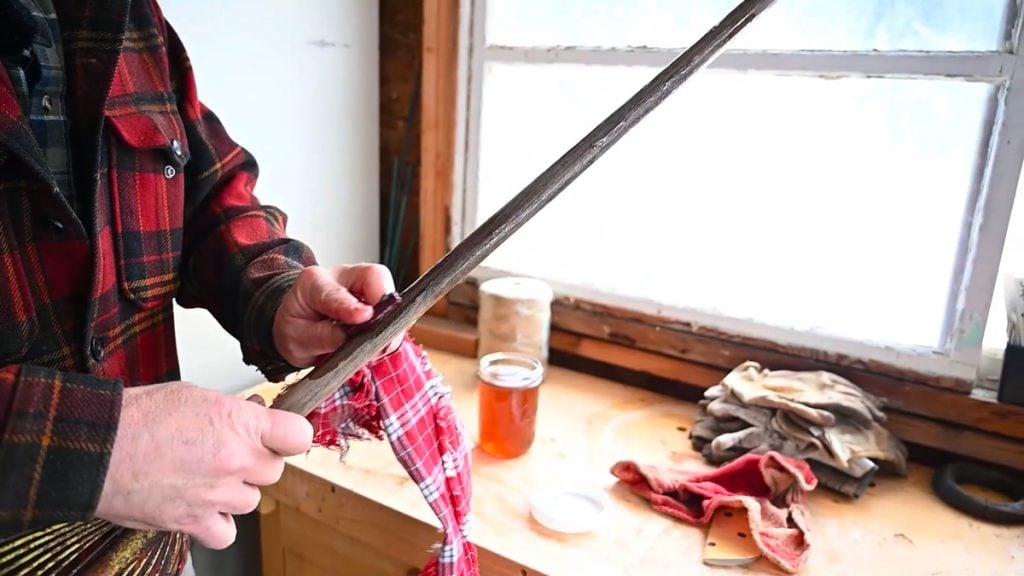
left=419, top=0, right=460, bottom=318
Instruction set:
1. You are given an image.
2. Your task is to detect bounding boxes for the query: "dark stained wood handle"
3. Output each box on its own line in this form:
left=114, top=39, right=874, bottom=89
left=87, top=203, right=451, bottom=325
left=272, top=0, right=778, bottom=416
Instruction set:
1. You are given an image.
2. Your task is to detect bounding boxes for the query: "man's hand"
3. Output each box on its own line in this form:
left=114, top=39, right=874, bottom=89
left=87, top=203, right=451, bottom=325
left=273, top=264, right=401, bottom=367
left=95, top=383, right=313, bottom=549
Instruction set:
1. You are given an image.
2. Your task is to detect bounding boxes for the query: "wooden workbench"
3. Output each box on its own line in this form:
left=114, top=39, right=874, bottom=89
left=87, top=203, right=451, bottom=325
left=251, top=348, right=1023, bottom=576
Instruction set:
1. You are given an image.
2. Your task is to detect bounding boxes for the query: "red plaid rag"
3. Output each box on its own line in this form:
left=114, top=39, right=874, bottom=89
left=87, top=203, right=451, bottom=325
left=301, top=336, right=479, bottom=576
left=611, top=451, right=817, bottom=573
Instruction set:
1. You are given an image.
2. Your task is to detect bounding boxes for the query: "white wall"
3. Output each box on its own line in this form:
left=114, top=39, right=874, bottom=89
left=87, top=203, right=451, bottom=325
left=161, top=0, right=380, bottom=394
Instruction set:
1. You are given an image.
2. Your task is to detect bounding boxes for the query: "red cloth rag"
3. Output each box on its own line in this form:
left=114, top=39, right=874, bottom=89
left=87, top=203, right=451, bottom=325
left=299, top=336, right=479, bottom=576
left=611, top=451, right=817, bottom=573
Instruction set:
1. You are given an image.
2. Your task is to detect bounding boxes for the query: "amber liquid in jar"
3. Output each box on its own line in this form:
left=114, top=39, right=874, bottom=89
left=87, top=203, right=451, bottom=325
left=477, top=352, right=543, bottom=459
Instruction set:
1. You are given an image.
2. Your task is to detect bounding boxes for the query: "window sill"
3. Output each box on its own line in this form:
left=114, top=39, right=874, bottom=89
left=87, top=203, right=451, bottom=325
left=248, top=347, right=1023, bottom=575
left=432, top=279, right=1024, bottom=471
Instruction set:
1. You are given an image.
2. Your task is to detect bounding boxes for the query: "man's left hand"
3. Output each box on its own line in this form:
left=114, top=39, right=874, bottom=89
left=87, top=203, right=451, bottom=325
left=273, top=264, right=401, bottom=367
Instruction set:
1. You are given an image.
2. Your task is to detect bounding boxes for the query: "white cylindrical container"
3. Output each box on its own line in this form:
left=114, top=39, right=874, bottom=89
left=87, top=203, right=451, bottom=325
left=477, top=276, right=554, bottom=368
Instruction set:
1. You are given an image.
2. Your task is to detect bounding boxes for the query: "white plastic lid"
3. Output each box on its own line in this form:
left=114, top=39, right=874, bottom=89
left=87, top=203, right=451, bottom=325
left=529, top=486, right=609, bottom=534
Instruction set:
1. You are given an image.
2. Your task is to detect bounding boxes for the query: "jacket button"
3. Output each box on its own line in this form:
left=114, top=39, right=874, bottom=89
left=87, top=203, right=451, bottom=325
left=163, top=165, right=177, bottom=179
left=170, top=139, right=184, bottom=158
left=90, top=336, right=105, bottom=362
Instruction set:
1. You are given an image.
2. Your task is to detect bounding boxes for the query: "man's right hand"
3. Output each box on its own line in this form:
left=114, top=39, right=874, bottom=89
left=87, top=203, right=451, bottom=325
left=95, top=382, right=313, bottom=549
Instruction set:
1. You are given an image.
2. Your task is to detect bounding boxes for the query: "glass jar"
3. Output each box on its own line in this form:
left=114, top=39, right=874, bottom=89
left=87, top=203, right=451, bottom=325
left=477, top=276, right=553, bottom=369
left=477, top=352, right=544, bottom=458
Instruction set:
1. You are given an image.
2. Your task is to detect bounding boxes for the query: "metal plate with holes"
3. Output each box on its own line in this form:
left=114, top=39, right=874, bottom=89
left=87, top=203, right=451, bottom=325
left=703, top=508, right=761, bottom=567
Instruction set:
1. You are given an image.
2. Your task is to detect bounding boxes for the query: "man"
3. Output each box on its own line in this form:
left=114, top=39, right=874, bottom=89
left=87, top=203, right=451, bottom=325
left=0, top=0, right=399, bottom=557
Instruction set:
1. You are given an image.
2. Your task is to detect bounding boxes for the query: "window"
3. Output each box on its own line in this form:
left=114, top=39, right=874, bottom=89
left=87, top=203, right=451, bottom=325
left=455, top=0, right=1024, bottom=388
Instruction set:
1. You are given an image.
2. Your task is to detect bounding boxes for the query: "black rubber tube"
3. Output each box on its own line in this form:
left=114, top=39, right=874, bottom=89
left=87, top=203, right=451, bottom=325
left=931, top=461, right=1024, bottom=524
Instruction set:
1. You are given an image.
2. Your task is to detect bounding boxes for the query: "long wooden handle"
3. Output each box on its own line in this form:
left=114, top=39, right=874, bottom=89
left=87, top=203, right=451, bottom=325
left=272, top=0, right=778, bottom=415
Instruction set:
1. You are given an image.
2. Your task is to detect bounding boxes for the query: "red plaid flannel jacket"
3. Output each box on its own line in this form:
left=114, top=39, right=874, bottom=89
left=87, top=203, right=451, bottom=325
left=0, top=0, right=317, bottom=536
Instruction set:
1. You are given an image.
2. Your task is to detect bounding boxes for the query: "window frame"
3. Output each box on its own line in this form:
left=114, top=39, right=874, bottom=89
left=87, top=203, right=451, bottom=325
left=456, top=0, right=1024, bottom=387
left=416, top=0, right=1024, bottom=470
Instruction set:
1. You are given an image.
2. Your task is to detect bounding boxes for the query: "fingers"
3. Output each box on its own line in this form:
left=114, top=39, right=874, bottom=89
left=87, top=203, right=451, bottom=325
left=191, top=513, right=237, bottom=550
left=333, top=264, right=399, bottom=358
left=260, top=408, right=314, bottom=457
left=374, top=333, right=405, bottom=358
left=300, top=267, right=374, bottom=325
left=277, top=264, right=399, bottom=366
left=218, top=484, right=263, bottom=516
left=244, top=449, right=287, bottom=487
left=335, top=263, right=396, bottom=308
left=385, top=335, right=404, bottom=356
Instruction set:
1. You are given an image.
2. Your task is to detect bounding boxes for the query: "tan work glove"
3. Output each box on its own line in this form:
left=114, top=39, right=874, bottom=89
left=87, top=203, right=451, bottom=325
left=822, top=419, right=908, bottom=475
left=706, top=392, right=773, bottom=428
left=708, top=422, right=825, bottom=465
left=770, top=411, right=900, bottom=476
left=691, top=413, right=750, bottom=443
left=721, top=361, right=886, bottom=427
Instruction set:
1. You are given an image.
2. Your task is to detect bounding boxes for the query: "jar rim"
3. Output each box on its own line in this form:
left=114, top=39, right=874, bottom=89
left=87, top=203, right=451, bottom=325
left=478, top=352, right=544, bottom=388
left=479, top=276, right=554, bottom=303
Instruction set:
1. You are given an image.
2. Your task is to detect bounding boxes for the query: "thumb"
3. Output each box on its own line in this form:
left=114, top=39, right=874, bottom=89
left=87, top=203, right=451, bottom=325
left=261, top=408, right=314, bottom=456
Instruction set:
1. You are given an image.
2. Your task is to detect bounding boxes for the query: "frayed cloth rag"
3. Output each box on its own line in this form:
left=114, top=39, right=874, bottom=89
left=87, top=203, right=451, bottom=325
left=611, top=451, right=817, bottom=574
left=296, top=336, right=479, bottom=576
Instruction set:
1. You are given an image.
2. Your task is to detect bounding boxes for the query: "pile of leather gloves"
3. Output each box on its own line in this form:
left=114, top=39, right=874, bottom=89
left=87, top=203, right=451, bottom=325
left=690, top=361, right=908, bottom=498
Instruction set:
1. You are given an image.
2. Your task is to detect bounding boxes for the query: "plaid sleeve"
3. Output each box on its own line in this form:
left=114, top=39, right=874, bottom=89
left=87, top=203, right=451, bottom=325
left=0, top=365, right=123, bottom=537
left=159, top=10, right=317, bottom=382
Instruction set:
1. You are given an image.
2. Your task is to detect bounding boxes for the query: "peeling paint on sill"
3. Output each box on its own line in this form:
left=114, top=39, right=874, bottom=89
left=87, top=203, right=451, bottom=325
left=954, top=317, right=986, bottom=350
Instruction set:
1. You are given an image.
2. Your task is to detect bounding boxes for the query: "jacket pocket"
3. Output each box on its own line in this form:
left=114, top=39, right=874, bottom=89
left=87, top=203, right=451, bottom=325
left=0, top=199, right=38, bottom=363
left=105, top=108, right=191, bottom=309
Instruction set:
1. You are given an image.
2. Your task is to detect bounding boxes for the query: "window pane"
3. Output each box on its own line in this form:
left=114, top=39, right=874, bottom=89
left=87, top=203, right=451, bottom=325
left=474, top=64, right=993, bottom=348
left=486, top=0, right=1011, bottom=52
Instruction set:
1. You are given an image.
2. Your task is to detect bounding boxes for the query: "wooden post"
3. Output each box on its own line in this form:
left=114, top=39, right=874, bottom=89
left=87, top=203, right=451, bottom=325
left=420, top=0, right=460, bottom=316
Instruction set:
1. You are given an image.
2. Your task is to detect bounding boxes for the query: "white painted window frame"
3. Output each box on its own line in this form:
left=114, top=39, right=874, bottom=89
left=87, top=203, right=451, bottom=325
left=453, top=0, right=1024, bottom=385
